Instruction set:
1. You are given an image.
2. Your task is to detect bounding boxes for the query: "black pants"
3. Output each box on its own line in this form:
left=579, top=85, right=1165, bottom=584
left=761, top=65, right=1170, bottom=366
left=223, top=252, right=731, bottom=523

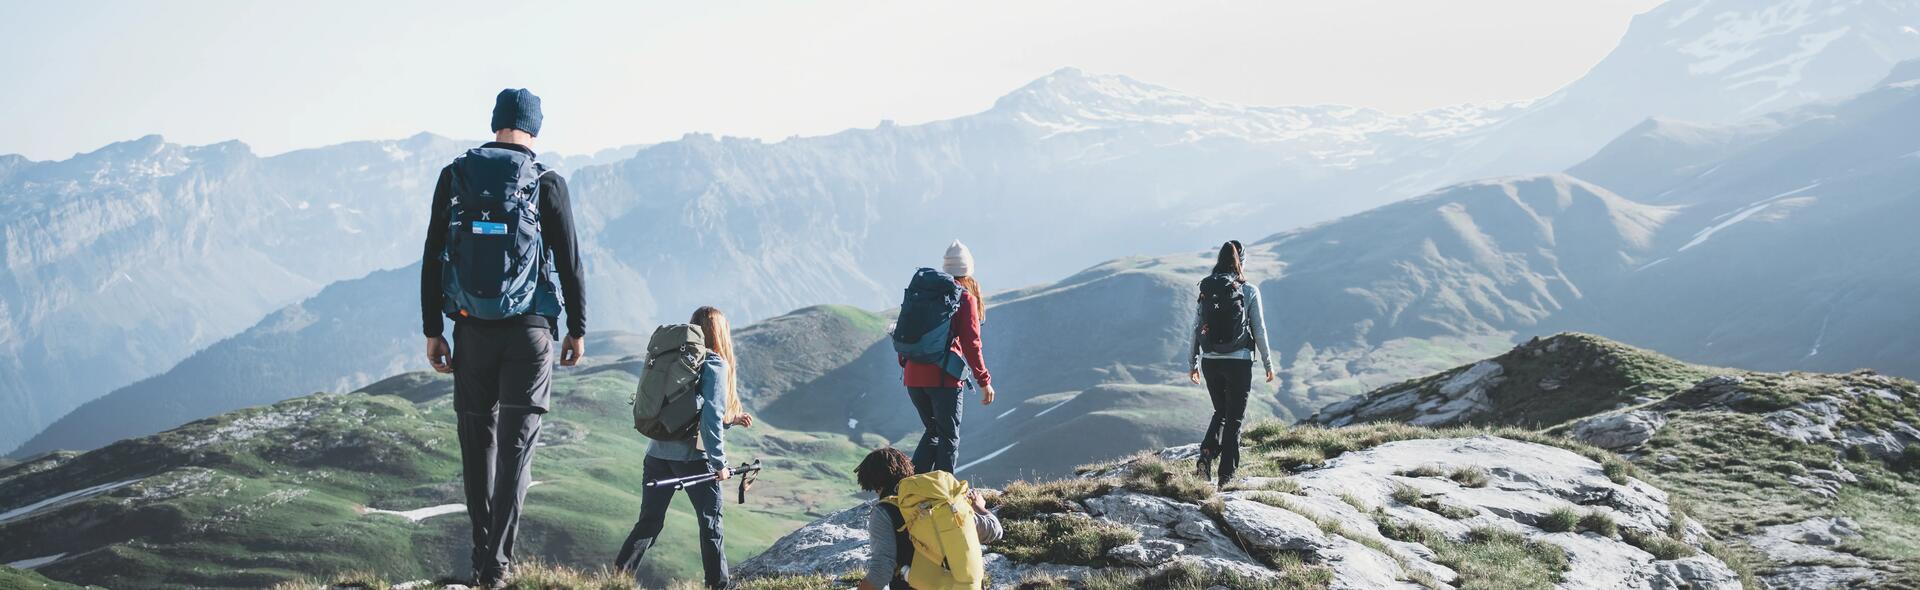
left=1200, top=358, right=1253, bottom=483
left=615, top=456, right=729, bottom=589
left=908, top=386, right=963, bottom=473
left=452, top=322, right=553, bottom=579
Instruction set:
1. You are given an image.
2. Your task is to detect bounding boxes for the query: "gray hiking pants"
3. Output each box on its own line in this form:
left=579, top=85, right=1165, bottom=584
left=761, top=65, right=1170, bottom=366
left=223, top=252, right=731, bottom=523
left=452, top=322, right=553, bottom=578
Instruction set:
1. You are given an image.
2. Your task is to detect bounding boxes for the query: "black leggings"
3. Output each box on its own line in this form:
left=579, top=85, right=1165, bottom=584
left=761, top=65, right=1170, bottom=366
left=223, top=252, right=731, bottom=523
left=1200, top=358, right=1253, bottom=482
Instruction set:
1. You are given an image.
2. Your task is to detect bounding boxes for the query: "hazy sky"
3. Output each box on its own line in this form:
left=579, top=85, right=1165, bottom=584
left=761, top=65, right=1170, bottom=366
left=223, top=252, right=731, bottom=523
left=4, top=0, right=1663, bottom=161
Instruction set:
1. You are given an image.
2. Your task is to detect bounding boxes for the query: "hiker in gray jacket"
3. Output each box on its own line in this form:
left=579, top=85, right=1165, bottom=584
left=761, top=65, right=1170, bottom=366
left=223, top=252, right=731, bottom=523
left=1187, top=240, right=1274, bottom=487
left=854, top=447, right=1003, bottom=590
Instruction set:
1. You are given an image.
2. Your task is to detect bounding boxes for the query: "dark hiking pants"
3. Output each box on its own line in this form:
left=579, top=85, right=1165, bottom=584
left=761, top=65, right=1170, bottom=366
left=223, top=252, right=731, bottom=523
left=452, top=322, right=553, bottom=579
left=909, top=386, right=964, bottom=474
left=615, top=456, right=729, bottom=589
left=1200, top=357, right=1253, bottom=485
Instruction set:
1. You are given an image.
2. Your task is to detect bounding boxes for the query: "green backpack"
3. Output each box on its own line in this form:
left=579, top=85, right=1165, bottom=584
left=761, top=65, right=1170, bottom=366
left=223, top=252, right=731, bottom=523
left=632, top=324, right=708, bottom=441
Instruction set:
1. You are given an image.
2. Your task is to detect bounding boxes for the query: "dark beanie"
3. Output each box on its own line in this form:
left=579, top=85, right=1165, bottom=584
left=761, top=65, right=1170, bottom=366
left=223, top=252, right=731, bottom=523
left=491, top=88, right=543, bottom=137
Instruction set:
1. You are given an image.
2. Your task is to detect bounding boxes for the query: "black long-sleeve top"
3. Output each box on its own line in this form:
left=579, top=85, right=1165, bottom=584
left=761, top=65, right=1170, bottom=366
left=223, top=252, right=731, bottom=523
left=421, top=141, right=586, bottom=339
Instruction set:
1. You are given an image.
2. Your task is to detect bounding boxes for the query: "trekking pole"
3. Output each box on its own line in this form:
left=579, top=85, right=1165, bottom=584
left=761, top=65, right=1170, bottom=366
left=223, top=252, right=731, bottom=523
left=735, top=458, right=763, bottom=504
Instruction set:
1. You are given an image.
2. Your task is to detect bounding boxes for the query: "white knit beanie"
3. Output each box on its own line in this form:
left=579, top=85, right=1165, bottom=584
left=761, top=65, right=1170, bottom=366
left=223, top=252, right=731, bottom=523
left=943, top=240, right=975, bottom=277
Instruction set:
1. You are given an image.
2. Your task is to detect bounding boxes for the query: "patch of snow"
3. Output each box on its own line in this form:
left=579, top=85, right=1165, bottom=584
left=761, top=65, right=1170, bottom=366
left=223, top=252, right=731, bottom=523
left=996, top=408, right=1018, bottom=419
left=1806, top=313, right=1831, bottom=358
left=0, top=479, right=140, bottom=524
left=368, top=503, right=466, bottom=523
left=367, top=482, right=545, bottom=523
left=955, top=443, right=1017, bottom=474
left=1681, top=204, right=1771, bottom=251
left=1032, top=394, right=1080, bottom=418
left=1684, top=183, right=1819, bottom=252
left=1636, top=258, right=1672, bottom=272
left=296, top=201, right=309, bottom=210
left=6, top=553, right=66, bottom=569
left=847, top=418, right=858, bottom=430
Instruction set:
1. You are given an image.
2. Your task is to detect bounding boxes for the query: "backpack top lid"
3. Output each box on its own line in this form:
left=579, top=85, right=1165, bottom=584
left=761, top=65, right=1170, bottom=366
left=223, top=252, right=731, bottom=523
left=907, top=267, right=960, bottom=295
left=887, top=470, right=969, bottom=508
left=452, top=146, right=543, bottom=198
left=647, top=324, right=707, bottom=361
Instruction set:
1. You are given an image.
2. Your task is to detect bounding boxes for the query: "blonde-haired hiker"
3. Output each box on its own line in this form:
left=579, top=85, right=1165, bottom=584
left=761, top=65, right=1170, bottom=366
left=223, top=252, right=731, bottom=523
left=614, top=306, right=753, bottom=589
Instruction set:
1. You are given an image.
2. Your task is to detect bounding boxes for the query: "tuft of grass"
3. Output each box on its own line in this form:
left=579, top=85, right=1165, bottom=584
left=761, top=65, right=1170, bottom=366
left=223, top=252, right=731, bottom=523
left=1390, top=483, right=1423, bottom=505
left=1338, top=493, right=1369, bottom=512
left=1117, top=453, right=1214, bottom=504
left=997, top=513, right=1140, bottom=565
left=1620, top=527, right=1697, bottom=560
left=1449, top=466, right=1491, bottom=488
left=1373, top=512, right=1571, bottom=590
left=501, top=560, right=639, bottom=590
left=1388, top=483, right=1477, bottom=519
left=994, top=478, right=1114, bottom=520
left=726, top=572, right=864, bottom=590
left=1227, top=477, right=1303, bottom=495
left=1398, top=464, right=1447, bottom=478
left=1602, top=458, right=1634, bottom=485
left=1578, top=511, right=1619, bottom=538
left=1080, top=558, right=1332, bottom=590
left=1539, top=507, right=1582, bottom=533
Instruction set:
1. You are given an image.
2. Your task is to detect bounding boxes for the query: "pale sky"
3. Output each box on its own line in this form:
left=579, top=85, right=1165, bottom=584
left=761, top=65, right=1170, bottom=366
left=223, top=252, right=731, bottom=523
left=3, top=0, right=1664, bottom=161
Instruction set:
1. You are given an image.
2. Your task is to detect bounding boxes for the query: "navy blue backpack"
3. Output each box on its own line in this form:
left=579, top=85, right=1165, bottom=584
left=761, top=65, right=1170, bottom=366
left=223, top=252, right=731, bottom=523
left=892, top=268, right=970, bottom=384
left=439, top=147, right=561, bottom=320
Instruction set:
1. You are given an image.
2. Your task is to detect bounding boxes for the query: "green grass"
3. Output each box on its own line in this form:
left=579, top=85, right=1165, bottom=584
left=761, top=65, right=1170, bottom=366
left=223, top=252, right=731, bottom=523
left=1080, top=558, right=1332, bottom=590
left=1539, top=507, right=1581, bottom=533
left=1578, top=511, right=1619, bottom=538
left=0, top=367, right=874, bottom=590
left=1620, top=528, right=1696, bottom=560
left=996, top=513, right=1140, bottom=565
left=990, top=478, right=1114, bottom=520
left=1388, top=483, right=1477, bottom=520
left=1449, top=466, right=1491, bottom=488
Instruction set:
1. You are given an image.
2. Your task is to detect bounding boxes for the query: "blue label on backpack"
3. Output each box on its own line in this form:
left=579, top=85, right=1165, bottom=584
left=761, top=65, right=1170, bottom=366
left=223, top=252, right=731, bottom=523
left=471, top=222, right=509, bottom=235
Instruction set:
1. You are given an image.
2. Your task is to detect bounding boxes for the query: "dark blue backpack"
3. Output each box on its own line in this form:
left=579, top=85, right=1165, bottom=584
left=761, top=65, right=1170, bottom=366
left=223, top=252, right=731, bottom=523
left=892, top=268, right=970, bottom=384
left=439, top=147, right=562, bottom=320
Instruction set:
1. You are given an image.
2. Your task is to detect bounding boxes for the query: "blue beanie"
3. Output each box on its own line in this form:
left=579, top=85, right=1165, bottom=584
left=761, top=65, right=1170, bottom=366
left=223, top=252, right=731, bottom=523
left=491, top=88, right=543, bottom=137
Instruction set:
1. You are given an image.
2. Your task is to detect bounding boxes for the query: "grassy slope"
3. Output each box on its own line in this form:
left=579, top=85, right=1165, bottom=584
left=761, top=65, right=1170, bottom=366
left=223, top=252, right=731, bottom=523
left=0, top=365, right=871, bottom=589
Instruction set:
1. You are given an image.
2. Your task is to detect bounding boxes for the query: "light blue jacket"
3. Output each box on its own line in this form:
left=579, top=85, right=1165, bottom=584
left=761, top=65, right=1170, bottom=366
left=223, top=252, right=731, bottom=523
left=1189, top=281, right=1275, bottom=374
left=646, top=353, right=729, bottom=472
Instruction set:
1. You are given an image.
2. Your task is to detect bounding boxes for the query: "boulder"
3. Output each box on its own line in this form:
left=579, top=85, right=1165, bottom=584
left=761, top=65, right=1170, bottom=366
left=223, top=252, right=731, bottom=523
left=1569, top=410, right=1667, bottom=450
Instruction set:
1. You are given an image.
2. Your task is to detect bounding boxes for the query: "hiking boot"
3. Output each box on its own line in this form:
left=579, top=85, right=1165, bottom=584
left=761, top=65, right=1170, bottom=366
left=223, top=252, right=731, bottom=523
left=1195, top=448, right=1215, bottom=481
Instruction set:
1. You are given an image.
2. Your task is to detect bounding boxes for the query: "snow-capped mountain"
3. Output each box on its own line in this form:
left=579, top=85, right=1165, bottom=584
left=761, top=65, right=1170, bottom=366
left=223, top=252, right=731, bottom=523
left=0, top=133, right=465, bottom=453
left=1438, top=0, right=1920, bottom=183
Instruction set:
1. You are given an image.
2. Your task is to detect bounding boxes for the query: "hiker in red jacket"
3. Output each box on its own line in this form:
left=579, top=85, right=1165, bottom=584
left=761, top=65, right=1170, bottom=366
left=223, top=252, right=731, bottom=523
left=898, top=240, right=996, bottom=474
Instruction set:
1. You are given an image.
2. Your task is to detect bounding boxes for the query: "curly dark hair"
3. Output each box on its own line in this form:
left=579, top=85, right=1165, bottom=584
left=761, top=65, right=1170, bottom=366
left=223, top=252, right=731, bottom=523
left=854, top=447, right=915, bottom=493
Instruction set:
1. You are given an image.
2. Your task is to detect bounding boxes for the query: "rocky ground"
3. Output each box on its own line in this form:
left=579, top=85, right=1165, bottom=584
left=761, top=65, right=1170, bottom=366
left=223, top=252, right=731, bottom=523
left=739, top=430, right=1741, bottom=589
left=1312, top=334, right=1920, bottom=589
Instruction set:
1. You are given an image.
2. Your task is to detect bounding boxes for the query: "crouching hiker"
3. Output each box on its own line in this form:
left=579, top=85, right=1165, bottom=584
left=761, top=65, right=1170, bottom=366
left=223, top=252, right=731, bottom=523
left=855, top=447, right=1003, bottom=590
left=615, top=306, right=754, bottom=589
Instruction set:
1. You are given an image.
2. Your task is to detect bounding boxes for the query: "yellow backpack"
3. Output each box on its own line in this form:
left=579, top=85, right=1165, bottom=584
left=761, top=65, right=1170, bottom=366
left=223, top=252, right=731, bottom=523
left=883, top=471, right=984, bottom=590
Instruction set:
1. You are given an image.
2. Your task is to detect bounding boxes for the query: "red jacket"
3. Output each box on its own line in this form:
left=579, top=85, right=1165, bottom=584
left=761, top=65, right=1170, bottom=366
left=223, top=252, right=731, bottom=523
left=901, top=289, right=992, bottom=388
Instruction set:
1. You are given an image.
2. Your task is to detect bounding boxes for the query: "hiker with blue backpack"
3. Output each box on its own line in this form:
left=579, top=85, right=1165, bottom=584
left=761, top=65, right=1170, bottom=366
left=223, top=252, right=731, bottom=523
left=894, top=241, right=996, bottom=475
left=616, top=306, right=754, bottom=590
left=1188, top=240, right=1275, bottom=488
left=420, top=88, right=587, bottom=588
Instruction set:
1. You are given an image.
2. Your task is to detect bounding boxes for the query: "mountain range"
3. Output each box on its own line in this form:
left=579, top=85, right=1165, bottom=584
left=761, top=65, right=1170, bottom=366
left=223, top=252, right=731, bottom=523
left=9, top=0, right=1915, bottom=456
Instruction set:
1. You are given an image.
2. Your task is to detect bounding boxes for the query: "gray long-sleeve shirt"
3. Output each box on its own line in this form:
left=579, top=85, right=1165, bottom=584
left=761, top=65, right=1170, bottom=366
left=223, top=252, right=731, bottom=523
left=645, top=353, right=730, bottom=471
left=863, top=499, right=1004, bottom=586
left=1189, top=281, right=1275, bottom=373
